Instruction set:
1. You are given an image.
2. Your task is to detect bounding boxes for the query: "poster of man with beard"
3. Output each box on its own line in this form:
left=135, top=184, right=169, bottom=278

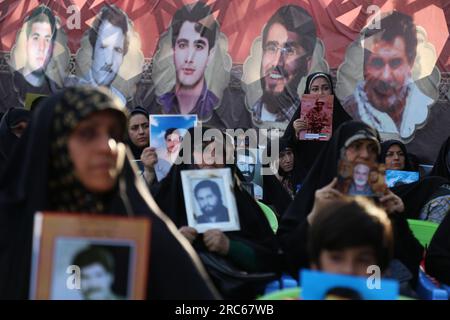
left=242, top=5, right=320, bottom=130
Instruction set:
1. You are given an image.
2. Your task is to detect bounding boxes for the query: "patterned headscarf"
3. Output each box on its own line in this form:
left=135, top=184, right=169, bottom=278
left=47, top=86, right=127, bottom=213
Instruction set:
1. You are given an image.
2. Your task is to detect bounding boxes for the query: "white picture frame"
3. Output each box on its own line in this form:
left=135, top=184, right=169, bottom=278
left=180, top=168, right=240, bottom=233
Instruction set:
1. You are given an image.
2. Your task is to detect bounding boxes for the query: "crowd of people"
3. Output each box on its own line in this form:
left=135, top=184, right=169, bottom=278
left=0, top=74, right=448, bottom=300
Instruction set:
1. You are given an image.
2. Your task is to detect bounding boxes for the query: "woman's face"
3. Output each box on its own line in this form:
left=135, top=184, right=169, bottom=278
left=68, top=110, right=125, bottom=193
left=309, top=76, right=332, bottom=95
left=344, top=139, right=379, bottom=163
left=384, top=144, right=405, bottom=170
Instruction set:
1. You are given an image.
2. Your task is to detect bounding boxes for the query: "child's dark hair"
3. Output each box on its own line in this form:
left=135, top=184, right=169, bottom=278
left=308, top=197, right=393, bottom=272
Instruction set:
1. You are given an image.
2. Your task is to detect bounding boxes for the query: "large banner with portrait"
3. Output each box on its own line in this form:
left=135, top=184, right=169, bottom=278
left=1, top=0, right=449, bottom=163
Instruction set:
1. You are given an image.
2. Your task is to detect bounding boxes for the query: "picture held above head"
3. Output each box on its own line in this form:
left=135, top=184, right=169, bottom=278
left=380, top=140, right=413, bottom=171
left=0, top=87, right=219, bottom=300
left=283, top=72, right=351, bottom=185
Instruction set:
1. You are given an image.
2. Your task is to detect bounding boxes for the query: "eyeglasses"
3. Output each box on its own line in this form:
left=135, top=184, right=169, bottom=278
left=263, top=43, right=301, bottom=57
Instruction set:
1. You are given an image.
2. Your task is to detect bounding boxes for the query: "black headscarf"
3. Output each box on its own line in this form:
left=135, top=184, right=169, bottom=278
left=282, top=72, right=352, bottom=186
left=126, top=106, right=149, bottom=159
left=429, top=137, right=450, bottom=180
left=0, top=87, right=219, bottom=299
left=0, top=108, right=30, bottom=172
left=380, top=140, right=413, bottom=171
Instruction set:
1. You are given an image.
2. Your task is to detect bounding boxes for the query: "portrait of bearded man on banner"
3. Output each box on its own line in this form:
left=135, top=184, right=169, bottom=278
left=336, top=11, right=439, bottom=141
left=1, top=5, right=70, bottom=112
left=150, top=1, right=234, bottom=125
left=65, top=5, right=144, bottom=108
left=242, top=4, right=329, bottom=131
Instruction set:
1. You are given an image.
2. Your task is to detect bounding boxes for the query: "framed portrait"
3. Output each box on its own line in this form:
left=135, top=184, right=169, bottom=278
left=336, top=159, right=388, bottom=198
left=180, top=168, right=240, bottom=233
left=385, top=170, right=420, bottom=188
left=30, top=212, right=151, bottom=300
left=300, top=269, right=399, bottom=300
left=150, top=114, right=197, bottom=181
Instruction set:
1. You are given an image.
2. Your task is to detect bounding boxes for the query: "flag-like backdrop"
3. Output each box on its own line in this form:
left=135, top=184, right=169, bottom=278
left=1, top=0, right=449, bottom=163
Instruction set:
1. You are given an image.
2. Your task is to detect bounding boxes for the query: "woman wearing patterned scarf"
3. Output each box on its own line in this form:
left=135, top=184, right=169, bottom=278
left=0, top=86, right=219, bottom=299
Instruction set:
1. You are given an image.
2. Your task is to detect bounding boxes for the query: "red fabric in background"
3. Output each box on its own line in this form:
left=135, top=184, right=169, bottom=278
left=0, top=0, right=449, bottom=69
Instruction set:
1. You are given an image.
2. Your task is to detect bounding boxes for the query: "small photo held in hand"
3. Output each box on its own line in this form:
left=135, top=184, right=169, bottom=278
left=150, top=115, right=197, bottom=181
left=336, top=159, right=387, bottom=198
left=181, top=168, right=240, bottom=234
left=298, top=94, right=334, bottom=141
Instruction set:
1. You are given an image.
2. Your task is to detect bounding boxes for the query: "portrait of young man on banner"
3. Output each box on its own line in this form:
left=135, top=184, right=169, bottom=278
left=2, top=5, right=69, bottom=112
left=339, top=11, right=437, bottom=140
left=235, top=148, right=263, bottom=200
left=151, top=2, right=232, bottom=123
left=242, top=5, right=323, bottom=130
left=65, top=5, right=144, bottom=107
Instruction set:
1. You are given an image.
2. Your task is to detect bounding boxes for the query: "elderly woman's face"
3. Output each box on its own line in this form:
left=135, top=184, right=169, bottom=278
left=344, top=139, right=378, bottom=163
left=68, top=110, right=125, bottom=193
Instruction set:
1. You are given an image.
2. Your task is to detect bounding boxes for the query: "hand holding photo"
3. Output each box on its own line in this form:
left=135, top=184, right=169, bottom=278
left=298, top=94, right=334, bottom=141
left=181, top=168, right=240, bottom=233
left=336, top=159, right=387, bottom=197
